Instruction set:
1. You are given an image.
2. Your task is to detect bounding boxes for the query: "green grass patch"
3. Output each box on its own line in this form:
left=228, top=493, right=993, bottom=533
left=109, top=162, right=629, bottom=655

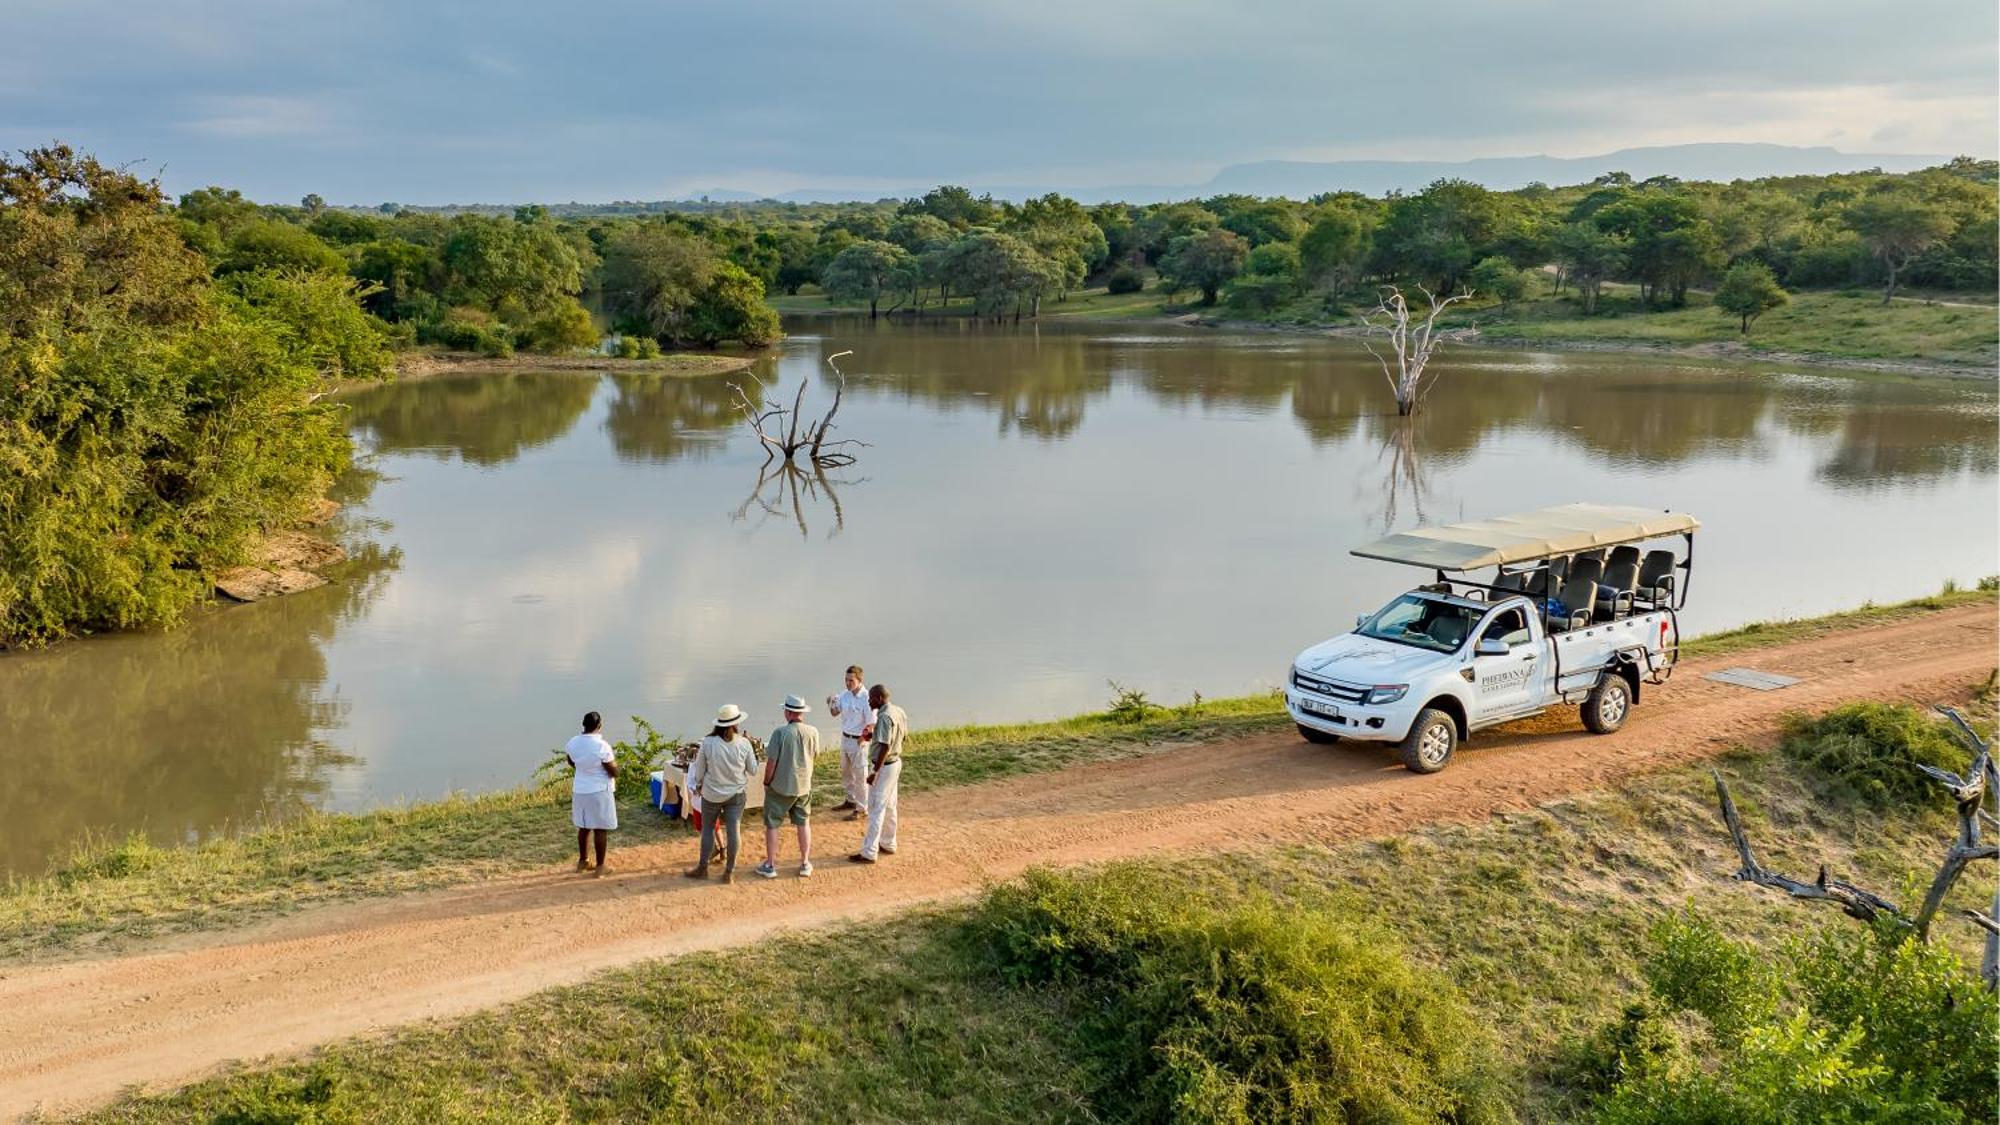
left=83, top=725, right=1995, bottom=1122
left=1678, top=584, right=1995, bottom=661
left=1777, top=701, right=1975, bottom=807
left=1466, top=289, right=1998, bottom=367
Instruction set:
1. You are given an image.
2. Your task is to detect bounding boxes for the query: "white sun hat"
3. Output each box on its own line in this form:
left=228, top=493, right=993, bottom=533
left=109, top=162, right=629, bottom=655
left=715, top=704, right=745, bottom=727
left=782, top=694, right=811, bottom=714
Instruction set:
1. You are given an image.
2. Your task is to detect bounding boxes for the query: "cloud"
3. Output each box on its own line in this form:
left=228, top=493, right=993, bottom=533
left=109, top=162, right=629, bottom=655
left=177, top=94, right=336, bottom=139
left=2, top=0, right=1992, bottom=202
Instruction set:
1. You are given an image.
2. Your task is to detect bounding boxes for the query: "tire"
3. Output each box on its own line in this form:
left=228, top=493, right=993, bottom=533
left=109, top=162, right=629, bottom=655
left=1582, top=674, right=1632, bottom=734
left=1297, top=723, right=1341, bottom=745
left=1398, top=708, right=1457, bottom=774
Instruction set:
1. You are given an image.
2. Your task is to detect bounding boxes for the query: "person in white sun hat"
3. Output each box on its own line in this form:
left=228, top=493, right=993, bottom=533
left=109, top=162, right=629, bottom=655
left=684, top=704, right=758, bottom=884
left=756, top=694, right=821, bottom=879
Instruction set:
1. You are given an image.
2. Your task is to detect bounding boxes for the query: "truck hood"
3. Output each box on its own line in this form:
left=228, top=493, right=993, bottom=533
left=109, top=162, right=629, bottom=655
left=1294, top=633, right=1455, bottom=685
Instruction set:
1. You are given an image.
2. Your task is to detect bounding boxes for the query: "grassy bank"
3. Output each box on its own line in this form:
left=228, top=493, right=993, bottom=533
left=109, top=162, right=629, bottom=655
left=1464, top=288, right=1998, bottom=369
left=83, top=695, right=1995, bottom=1122
left=778, top=278, right=1998, bottom=373
left=4, top=587, right=1988, bottom=960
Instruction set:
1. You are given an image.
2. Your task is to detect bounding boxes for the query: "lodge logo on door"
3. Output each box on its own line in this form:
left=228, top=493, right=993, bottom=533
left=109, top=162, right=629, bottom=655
left=1479, top=667, right=1532, bottom=693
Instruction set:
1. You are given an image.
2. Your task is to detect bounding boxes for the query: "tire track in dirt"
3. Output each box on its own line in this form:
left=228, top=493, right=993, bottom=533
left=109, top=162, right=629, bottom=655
left=1, top=604, right=1992, bottom=1119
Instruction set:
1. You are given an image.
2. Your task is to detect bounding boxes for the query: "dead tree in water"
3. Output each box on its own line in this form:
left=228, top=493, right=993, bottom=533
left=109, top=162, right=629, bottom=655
left=1709, top=705, right=2000, bottom=989
left=729, top=350, right=866, bottom=467
left=1358, top=285, right=1476, bottom=417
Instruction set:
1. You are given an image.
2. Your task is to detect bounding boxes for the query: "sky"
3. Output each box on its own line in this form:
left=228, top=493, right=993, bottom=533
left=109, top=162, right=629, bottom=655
left=5, top=0, right=1995, bottom=205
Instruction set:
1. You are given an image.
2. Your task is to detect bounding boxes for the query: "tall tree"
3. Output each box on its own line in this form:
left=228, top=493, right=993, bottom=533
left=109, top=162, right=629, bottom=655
left=1845, top=191, right=1954, bottom=304
left=1299, top=205, right=1373, bottom=294
left=822, top=240, right=913, bottom=318
left=1551, top=222, right=1626, bottom=315
left=1160, top=228, right=1248, bottom=306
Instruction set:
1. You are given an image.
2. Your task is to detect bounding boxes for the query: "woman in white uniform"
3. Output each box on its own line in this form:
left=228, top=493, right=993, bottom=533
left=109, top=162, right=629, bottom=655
left=565, top=711, right=620, bottom=876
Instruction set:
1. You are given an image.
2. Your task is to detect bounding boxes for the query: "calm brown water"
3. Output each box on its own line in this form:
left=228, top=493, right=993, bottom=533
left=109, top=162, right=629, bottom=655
left=2, top=318, right=1994, bottom=873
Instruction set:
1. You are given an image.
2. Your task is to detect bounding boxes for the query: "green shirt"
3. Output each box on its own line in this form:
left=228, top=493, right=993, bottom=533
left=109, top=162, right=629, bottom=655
left=764, top=721, right=821, bottom=797
left=870, top=703, right=908, bottom=765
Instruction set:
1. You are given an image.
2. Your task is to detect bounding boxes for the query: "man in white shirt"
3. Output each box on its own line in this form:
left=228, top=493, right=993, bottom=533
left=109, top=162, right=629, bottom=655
left=564, top=711, right=619, bottom=876
left=826, top=664, right=875, bottom=821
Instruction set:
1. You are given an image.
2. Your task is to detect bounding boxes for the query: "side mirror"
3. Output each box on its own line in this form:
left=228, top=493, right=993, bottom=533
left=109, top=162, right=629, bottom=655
left=1355, top=613, right=1370, bottom=630
left=1475, top=638, right=1509, bottom=657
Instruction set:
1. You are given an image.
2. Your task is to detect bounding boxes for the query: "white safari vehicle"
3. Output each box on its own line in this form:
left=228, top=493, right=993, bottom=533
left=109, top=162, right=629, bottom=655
left=1288, top=503, right=1699, bottom=773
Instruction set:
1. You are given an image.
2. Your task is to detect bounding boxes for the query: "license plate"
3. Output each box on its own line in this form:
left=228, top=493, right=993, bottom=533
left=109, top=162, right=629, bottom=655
left=1299, top=698, right=1341, bottom=719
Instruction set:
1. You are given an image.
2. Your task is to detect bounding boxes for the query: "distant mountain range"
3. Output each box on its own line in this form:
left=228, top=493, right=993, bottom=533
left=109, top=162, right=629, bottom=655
left=684, top=143, right=1951, bottom=206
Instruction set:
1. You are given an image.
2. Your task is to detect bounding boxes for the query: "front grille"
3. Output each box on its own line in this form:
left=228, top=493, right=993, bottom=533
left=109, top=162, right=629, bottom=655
left=1292, top=670, right=1368, bottom=704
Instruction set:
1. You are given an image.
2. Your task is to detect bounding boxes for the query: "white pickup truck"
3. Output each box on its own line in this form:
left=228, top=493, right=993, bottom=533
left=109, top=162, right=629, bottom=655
left=1287, top=503, right=1698, bottom=773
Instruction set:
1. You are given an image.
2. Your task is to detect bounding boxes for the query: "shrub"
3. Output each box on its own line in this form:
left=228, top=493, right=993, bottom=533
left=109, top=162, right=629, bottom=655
left=524, top=300, right=599, bottom=353
left=1, top=147, right=383, bottom=644
left=1777, top=702, right=1971, bottom=807
left=1105, top=680, right=1157, bottom=723
left=968, top=868, right=1512, bottom=1124
left=1641, top=912, right=1780, bottom=1043
left=1793, top=922, right=1998, bottom=1114
left=614, top=334, right=661, bottom=359
left=1106, top=265, right=1145, bottom=294
left=1588, top=913, right=1996, bottom=1123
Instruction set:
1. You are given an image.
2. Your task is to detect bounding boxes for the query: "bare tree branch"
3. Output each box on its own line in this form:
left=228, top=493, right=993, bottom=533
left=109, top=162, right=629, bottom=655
left=1358, top=285, right=1477, bottom=417
left=1712, top=770, right=1907, bottom=925
left=729, top=349, right=869, bottom=469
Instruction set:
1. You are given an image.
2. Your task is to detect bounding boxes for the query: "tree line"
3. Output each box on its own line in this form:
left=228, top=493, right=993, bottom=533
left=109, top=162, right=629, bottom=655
left=166, top=159, right=1998, bottom=352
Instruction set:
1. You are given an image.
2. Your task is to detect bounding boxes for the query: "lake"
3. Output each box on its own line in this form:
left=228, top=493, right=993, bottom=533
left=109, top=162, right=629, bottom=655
left=2, top=317, right=1993, bottom=873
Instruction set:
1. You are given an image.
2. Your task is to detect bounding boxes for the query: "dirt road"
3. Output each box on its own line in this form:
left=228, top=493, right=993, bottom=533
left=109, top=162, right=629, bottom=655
left=2, top=605, right=1992, bottom=1118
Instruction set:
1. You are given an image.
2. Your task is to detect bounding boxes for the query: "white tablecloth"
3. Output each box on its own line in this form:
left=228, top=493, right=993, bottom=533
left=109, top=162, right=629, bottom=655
left=658, top=762, right=765, bottom=818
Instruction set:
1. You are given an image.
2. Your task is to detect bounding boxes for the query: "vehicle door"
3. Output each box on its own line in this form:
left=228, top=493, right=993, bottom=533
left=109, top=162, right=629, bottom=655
left=1467, top=603, right=1542, bottom=720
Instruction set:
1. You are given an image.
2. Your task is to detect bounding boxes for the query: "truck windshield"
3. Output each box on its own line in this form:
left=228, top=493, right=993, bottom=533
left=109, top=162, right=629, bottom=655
left=1358, top=594, right=1483, bottom=654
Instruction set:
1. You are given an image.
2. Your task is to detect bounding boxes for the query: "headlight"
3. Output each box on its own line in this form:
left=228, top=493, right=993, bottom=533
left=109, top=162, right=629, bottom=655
left=1365, top=684, right=1409, bottom=705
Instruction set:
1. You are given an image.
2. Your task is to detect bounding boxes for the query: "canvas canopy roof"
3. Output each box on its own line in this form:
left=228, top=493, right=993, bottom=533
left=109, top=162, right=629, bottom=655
left=1350, top=503, right=1700, bottom=572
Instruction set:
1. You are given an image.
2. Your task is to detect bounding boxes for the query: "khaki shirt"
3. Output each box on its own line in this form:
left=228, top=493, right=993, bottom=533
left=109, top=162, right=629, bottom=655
left=870, top=703, right=908, bottom=766
left=764, top=721, right=820, bottom=797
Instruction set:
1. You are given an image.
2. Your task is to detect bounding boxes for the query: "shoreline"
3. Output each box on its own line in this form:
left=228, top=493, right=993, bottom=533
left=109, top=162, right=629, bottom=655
left=4, top=585, right=1990, bottom=959
left=374, top=347, right=758, bottom=387
left=779, top=302, right=1996, bottom=380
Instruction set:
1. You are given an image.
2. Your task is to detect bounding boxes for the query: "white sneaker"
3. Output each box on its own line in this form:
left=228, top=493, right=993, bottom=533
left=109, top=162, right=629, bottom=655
left=798, top=862, right=814, bottom=878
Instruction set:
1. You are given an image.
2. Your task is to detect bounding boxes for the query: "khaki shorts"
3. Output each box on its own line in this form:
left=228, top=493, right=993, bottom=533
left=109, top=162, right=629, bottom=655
left=763, top=792, right=810, bottom=828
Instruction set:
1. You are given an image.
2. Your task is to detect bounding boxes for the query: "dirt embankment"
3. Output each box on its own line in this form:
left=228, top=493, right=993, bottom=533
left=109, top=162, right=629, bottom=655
left=0, top=603, right=1992, bottom=1119
left=212, top=500, right=346, bottom=602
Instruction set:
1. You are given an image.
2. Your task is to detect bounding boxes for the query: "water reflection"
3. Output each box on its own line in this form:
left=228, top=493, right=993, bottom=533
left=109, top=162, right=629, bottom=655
left=0, top=542, right=398, bottom=874
left=732, top=461, right=863, bottom=539
left=344, top=371, right=597, bottom=465
left=600, top=370, right=744, bottom=464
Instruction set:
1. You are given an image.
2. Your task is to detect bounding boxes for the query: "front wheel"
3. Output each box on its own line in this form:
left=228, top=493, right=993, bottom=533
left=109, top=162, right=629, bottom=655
left=1398, top=708, right=1457, bottom=774
left=1582, top=675, right=1631, bottom=734
left=1297, top=723, right=1341, bottom=745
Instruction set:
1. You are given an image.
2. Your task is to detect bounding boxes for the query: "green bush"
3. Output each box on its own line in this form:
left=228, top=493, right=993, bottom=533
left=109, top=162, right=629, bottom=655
left=1794, top=922, right=1998, bottom=1114
left=1106, top=265, right=1145, bottom=294
left=1588, top=912, right=1996, bottom=1123
left=1, top=147, right=386, bottom=644
left=1778, top=702, right=1972, bottom=807
left=1641, top=912, right=1781, bottom=1043
left=969, top=867, right=1512, bottom=1124
left=614, top=334, right=661, bottom=359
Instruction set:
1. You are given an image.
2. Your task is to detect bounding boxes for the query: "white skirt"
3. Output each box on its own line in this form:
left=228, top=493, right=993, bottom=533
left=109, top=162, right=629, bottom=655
left=572, top=788, right=619, bottom=830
